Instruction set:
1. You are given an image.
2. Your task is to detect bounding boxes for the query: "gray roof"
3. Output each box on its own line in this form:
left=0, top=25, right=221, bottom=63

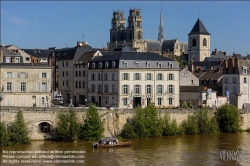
left=204, top=57, right=224, bottom=62
left=145, top=40, right=161, bottom=52
left=188, top=18, right=210, bottom=35
left=162, top=39, right=176, bottom=52
left=22, top=49, right=52, bottom=58
left=0, top=47, right=20, bottom=56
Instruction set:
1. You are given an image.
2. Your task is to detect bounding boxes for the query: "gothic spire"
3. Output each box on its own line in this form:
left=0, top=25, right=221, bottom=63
left=158, top=3, right=164, bottom=43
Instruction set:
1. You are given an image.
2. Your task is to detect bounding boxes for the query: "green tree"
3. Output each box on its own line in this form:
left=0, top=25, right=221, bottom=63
left=162, top=115, right=180, bottom=136
left=8, top=110, right=30, bottom=145
left=79, top=104, right=104, bottom=141
left=181, top=115, right=198, bottom=135
left=55, top=109, right=80, bottom=142
left=216, top=104, right=240, bottom=133
left=0, top=122, right=9, bottom=146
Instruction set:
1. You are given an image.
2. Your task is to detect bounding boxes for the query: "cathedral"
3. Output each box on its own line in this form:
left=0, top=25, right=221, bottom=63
left=107, top=7, right=211, bottom=65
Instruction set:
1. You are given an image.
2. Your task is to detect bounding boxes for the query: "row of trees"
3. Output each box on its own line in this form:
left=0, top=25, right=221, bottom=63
left=0, top=110, right=30, bottom=146
left=120, top=103, right=241, bottom=139
left=55, top=104, right=104, bottom=142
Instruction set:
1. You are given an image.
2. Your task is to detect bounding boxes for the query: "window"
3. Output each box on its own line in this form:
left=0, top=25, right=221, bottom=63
left=7, top=72, right=12, bottom=78
left=75, top=81, right=78, bottom=88
left=112, top=61, right=116, bottom=68
left=104, top=85, right=109, bottom=93
left=192, top=38, right=196, bottom=46
left=146, top=73, right=152, bottom=80
left=21, top=98, right=26, bottom=106
left=82, top=81, right=85, bottom=88
left=7, top=98, right=12, bottom=106
left=7, top=82, right=12, bottom=92
left=135, top=85, right=140, bottom=94
left=123, top=98, right=128, bottom=106
left=66, top=61, right=68, bottom=67
left=209, top=79, right=213, bottom=84
left=62, top=71, right=64, bottom=77
left=99, top=62, right=102, bottom=68
left=41, top=97, right=45, bottom=105
left=243, top=68, right=247, bottom=74
left=66, top=81, right=68, bottom=86
left=105, top=61, right=109, bottom=68
left=42, top=73, right=47, bottom=78
left=233, top=77, right=237, bottom=83
left=98, top=73, right=101, bottom=80
left=169, top=63, right=173, bottom=68
left=15, top=57, right=20, bottom=63
left=169, top=98, right=173, bottom=105
left=158, top=98, right=162, bottom=106
left=191, top=80, right=194, bottom=84
left=157, top=73, right=163, bottom=80
left=21, top=82, right=26, bottom=92
left=63, top=62, right=64, bottom=67
left=233, top=86, right=237, bottom=94
left=97, top=84, right=102, bottom=92
left=244, top=77, right=247, bottom=83
left=157, top=85, right=163, bottom=94
left=112, top=73, right=115, bottom=80
left=91, top=84, right=95, bottom=92
left=63, top=81, right=64, bottom=86
left=82, top=71, right=85, bottom=77
left=168, top=74, right=173, bottom=80
left=104, top=73, right=108, bottom=80
left=105, top=97, right=109, bottom=104
left=157, top=62, right=162, bottom=68
left=75, top=71, right=78, bottom=77
left=123, top=61, right=128, bottom=68
left=123, top=73, right=129, bottom=80
left=92, top=62, right=95, bottom=68
left=135, top=62, right=139, bottom=68
left=79, top=81, right=81, bottom=88
left=6, top=57, right=11, bottom=63
left=123, top=85, right=128, bottom=95
left=19, top=72, right=27, bottom=79
left=168, top=85, right=173, bottom=94
left=203, top=38, right=207, bottom=46
left=79, top=71, right=81, bottom=77
left=66, top=71, right=68, bottom=76
left=146, top=85, right=151, bottom=94
left=146, top=62, right=151, bottom=68
left=224, top=77, right=228, bottom=83
left=112, top=84, right=115, bottom=93
left=91, top=74, right=95, bottom=81
left=134, top=73, right=140, bottom=80
left=42, top=82, right=47, bottom=92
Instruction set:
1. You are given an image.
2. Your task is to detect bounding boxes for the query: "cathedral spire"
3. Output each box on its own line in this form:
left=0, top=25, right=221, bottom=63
left=158, top=3, right=164, bottom=43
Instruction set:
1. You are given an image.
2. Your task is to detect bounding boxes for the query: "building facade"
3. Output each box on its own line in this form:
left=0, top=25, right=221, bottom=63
left=87, top=52, right=180, bottom=109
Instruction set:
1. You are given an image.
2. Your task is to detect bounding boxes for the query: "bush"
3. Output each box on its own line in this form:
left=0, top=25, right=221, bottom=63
left=79, top=104, right=104, bottom=141
left=0, top=122, right=9, bottom=146
left=162, top=115, right=180, bottom=136
left=121, top=104, right=163, bottom=138
left=181, top=114, right=198, bottom=135
left=216, top=104, right=240, bottom=133
left=55, top=109, right=80, bottom=142
left=8, top=110, right=30, bottom=145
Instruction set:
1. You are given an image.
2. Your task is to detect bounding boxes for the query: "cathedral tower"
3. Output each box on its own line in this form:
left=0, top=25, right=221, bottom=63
left=158, top=4, right=164, bottom=43
left=188, top=18, right=210, bottom=64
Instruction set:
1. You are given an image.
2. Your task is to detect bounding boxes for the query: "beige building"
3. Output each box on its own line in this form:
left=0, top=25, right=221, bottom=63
left=88, top=52, right=180, bottom=109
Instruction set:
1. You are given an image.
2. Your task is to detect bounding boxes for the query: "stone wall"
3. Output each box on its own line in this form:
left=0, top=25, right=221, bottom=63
left=1, top=106, right=250, bottom=140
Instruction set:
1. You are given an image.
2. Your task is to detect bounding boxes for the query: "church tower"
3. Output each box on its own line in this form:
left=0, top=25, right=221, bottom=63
left=108, top=10, right=126, bottom=50
left=125, top=8, right=146, bottom=51
left=188, top=18, right=210, bottom=64
left=158, top=4, right=164, bottom=43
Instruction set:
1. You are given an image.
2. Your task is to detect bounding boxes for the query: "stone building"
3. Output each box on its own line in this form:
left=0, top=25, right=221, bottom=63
left=87, top=52, right=180, bottom=109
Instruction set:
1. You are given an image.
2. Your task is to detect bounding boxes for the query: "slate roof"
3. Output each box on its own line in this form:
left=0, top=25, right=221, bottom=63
left=180, top=85, right=204, bottom=92
left=162, top=39, right=176, bottom=52
left=22, top=49, right=52, bottom=58
left=199, top=72, right=223, bottom=80
left=55, top=48, right=78, bottom=61
left=192, top=61, right=224, bottom=70
left=145, top=40, right=161, bottom=52
left=204, top=57, right=223, bottom=62
left=90, top=52, right=175, bottom=62
left=76, top=51, right=99, bottom=64
left=188, top=18, right=210, bottom=35
left=0, top=47, right=20, bottom=56
left=193, top=72, right=206, bottom=79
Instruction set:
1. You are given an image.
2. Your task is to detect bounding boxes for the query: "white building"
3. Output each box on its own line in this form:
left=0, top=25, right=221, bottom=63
left=88, top=52, right=180, bottom=109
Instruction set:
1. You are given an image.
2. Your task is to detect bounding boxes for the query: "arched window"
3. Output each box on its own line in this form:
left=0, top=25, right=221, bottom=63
left=105, top=61, right=109, bottom=68
left=99, top=62, right=102, bottom=68
left=138, top=32, right=141, bottom=40
left=157, top=62, right=162, bottom=68
left=112, top=61, right=116, bottom=68
left=146, top=62, right=151, bottom=68
left=192, top=38, right=196, bottom=47
left=203, top=38, right=207, bottom=46
left=39, top=122, right=51, bottom=133
left=92, top=62, right=95, bottom=68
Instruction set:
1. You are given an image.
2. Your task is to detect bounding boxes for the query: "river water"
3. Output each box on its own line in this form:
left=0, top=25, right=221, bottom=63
left=1, top=133, right=250, bottom=166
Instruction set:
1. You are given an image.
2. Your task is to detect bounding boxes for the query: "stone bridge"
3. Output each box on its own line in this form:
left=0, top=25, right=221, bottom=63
left=1, top=106, right=250, bottom=140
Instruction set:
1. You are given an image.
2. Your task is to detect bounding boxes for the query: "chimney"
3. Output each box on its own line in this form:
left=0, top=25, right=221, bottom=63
left=223, top=52, right=226, bottom=56
left=48, top=56, right=52, bottom=66
left=215, top=48, right=218, bottom=55
left=228, top=58, right=233, bottom=74
left=30, top=56, right=34, bottom=66
left=0, top=49, right=3, bottom=63
left=210, top=66, right=214, bottom=71
left=234, top=57, right=239, bottom=74
left=198, top=67, right=202, bottom=73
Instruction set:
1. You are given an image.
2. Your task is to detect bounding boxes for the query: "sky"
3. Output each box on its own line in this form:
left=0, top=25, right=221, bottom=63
left=1, top=1, right=250, bottom=56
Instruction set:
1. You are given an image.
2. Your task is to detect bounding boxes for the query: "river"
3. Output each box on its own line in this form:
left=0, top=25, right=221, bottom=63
left=1, top=133, right=250, bottom=166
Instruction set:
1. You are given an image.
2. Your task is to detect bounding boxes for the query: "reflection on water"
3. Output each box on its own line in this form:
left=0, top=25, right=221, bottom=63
left=1, top=133, right=250, bottom=166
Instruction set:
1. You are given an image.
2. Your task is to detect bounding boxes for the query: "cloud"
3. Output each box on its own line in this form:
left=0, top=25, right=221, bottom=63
left=9, top=16, right=30, bottom=26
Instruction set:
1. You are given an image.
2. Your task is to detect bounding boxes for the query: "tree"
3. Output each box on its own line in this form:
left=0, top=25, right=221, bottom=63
left=8, top=110, right=30, bottom=145
left=55, top=109, right=80, bottom=142
left=79, top=104, right=104, bottom=141
left=216, top=104, right=240, bottom=133
left=0, top=122, right=9, bottom=146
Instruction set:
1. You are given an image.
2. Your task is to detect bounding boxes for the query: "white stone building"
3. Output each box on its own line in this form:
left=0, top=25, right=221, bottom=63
left=88, top=52, right=180, bottom=109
